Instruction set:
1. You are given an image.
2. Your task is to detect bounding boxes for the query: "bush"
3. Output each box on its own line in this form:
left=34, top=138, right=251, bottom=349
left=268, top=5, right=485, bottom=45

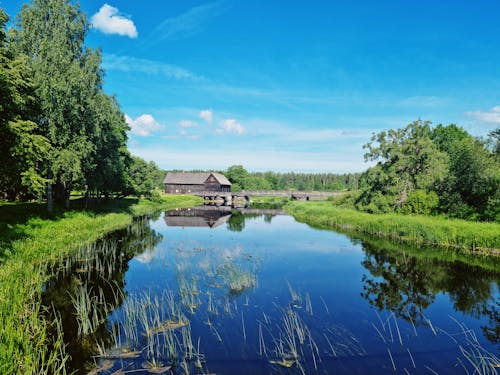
left=400, top=190, right=439, bottom=215
left=328, top=191, right=359, bottom=208
left=146, top=189, right=163, bottom=203
left=356, top=192, right=393, bottom=214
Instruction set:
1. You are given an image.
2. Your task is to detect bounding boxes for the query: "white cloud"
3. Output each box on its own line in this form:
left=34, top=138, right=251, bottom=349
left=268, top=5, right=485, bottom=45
left=217, top=119, right=245, bottom=135
left=465, top=106, right=500, bottom=124
left=125, top=114, right=162, bottom=136
left=178, top=120, right=198, bottom=128
left=91, top=4, right=138, bottom=38
left=199, top=109, right=213, bottom=124
left=144, top=1, right=227, bottom=46
left=103, top=54, right=200, bottom=81
left=397, top=96, right=452, bottom=108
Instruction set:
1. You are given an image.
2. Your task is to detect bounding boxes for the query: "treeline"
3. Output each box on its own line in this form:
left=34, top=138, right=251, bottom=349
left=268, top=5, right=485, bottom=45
left=224, top=165, right=360, bottom=191
left=164, top=166, right=360, bottom=192
left=0, top=2, right=158, bottom=209
left=354, top=120, right=499, bottom=221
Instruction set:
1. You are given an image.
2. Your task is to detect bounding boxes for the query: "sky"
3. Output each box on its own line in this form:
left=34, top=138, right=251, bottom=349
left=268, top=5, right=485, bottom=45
left=2, top=0, right=500, bottom=172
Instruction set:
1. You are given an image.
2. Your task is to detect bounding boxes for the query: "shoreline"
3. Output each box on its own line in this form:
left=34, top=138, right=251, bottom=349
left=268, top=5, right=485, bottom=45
left=284, top=201, right=500, bottom=257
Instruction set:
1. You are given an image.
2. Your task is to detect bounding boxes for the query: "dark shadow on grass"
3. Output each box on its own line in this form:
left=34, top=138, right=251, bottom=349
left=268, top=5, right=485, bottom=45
left=0, top=197, right=139, bottom=262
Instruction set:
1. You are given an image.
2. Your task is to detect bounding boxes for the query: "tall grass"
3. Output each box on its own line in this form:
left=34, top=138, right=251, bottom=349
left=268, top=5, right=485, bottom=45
left=0, top=194, right=201, bottom=374
left=285, top=201, right=500, bottom=255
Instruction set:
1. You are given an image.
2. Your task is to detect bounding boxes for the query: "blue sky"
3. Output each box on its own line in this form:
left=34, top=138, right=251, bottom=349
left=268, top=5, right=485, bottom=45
left=3, top=0, right=500, bottom=172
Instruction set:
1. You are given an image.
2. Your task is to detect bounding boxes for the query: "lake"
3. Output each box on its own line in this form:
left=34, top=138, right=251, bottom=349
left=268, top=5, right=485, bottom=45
left=43, top=206, right=500, bottom=374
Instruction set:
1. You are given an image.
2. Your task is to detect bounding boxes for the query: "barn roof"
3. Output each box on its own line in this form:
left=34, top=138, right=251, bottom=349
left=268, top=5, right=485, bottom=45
left=163, top=172, right=231, bottom=186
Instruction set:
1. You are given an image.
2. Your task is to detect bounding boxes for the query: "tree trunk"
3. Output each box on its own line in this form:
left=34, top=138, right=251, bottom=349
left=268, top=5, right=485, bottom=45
left=47, top=183, right=53, bottom=213
left=64, top=184, right=71, bottom=209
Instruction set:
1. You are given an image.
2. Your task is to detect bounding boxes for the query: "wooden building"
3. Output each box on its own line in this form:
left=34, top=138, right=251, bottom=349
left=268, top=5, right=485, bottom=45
left=163, top=172, right=231, bottom=194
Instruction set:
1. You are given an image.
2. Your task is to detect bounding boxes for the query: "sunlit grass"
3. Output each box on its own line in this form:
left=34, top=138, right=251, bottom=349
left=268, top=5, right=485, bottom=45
left=285, top=201, right=500, bottom=255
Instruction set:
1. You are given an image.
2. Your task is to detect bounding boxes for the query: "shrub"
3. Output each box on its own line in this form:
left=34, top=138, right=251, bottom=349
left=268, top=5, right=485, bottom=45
left=400, top=190, right=439, bottom=215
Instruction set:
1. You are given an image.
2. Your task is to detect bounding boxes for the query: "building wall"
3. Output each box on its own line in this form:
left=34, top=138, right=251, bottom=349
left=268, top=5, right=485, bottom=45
left=165, top=184, right=206, bottom=194
left=165, top=183, right=230, bottom=194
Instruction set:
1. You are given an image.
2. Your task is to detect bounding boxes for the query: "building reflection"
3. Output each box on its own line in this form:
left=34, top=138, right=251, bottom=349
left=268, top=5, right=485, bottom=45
left=164, top=206, right=232, bottom=228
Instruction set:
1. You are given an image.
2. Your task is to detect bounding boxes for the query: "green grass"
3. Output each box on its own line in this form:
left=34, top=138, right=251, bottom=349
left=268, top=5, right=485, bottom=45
left=0, top=194, right=201, bottom=375
left=249, top=196, right=290, bottom=209
left=285, top=201, right=500, bottom=256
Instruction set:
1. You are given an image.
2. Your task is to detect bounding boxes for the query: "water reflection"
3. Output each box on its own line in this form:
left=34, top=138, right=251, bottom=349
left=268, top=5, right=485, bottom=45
left=360, top=239, right=500, bottom=344
left=164, top=206, right=232, bottom=228
left=42, top=212, right=499, bottom=374
left=42, top=217, right=162, bottom=373
left=163, top=205, right=284, bottom=231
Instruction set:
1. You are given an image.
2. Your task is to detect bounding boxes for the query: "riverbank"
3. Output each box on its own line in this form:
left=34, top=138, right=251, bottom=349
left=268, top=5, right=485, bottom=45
left=0, top=195, right=202, bottom=374
left=285, top=201, right=500, bottom=256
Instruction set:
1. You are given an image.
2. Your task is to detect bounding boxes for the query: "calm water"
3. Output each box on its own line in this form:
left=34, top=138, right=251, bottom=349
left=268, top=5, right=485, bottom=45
left=43, top=207, right=500, bottom=374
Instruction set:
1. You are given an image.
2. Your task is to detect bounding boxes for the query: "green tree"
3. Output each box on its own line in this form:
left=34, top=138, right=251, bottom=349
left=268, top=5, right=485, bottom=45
left=357, top=120, right=448, bottom=213
left=0, top=8, right=50, bottom=200
left=83, top=93, right=131, bottom=198
left=12, top=0, right=103, bottom=208
left=432, top=124, right=500, bottom=221
left=225, top=165, right=250, bottom=192
left=128, top=156, right=162, bottom=197
left=9, top=0, right=133, bottom=208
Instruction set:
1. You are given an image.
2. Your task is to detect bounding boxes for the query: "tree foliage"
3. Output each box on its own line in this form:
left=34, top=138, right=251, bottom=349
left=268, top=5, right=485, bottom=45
left=0, top=8, right=50, bottom=199
left=223, top=165, right=359, bottom=192
left=432, top=125, right=499, bottom=221
left=127, top=156, right=164, bottom=197
left=356, top=120, right=448, bottom=213
left=356, top=120, right=500, bottom=221
left=0, top=1, right=145, bottom=206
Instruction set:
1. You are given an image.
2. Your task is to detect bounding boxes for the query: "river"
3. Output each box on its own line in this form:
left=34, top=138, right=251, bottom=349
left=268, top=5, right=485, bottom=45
left=43, top=206, right=499, bottom=374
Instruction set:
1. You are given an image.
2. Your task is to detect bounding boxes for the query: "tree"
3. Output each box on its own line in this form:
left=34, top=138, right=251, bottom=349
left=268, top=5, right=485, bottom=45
left=357, top=120, right=448, bottom=213
left=225, top=165, right=250, bottom=192
left=11, top=0, right=99, bottom=208
left=83, top=93, right=131, bottom=198
left=432, top=124, right=500, bottom=221
left=10, top=0, right=131, bottom=207
left=0, top=7, right=50, bottom=200
left=127, top=156, right=163, bottom=197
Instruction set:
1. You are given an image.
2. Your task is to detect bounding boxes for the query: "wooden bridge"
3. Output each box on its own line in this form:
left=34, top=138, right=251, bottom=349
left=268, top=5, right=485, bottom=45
left=192, top=190, right=342, bottom=205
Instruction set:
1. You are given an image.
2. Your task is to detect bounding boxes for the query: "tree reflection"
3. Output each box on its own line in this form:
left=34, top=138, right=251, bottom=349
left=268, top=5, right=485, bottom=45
left=42, top=217, right=162, bottom=374
left=360, top=240, right=500, bottom=344
left=226, top=211, right=245, bottom=232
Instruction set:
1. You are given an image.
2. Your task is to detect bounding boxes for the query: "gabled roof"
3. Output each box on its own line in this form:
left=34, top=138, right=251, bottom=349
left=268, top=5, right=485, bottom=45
left=163, top=172, right=231, bottom=185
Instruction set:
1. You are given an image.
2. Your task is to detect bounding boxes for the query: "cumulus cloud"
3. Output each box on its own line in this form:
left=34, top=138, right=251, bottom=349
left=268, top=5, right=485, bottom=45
left=199, top=109, right=213, bottom=124
left=465, top=106, right=500, bottom=124
left=217, top=119, right=245, bottom=135
left=178, top=120, right=198, bottom=128
left=125, top=114, right=162, bottom=136
left=91, top=4, right=138, bottom=38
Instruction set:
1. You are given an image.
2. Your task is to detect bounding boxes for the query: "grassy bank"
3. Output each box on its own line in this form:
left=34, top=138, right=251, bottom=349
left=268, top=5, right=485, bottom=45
left=285, top=201, right=500, bottom=256
left=0, top=195, right=201, bottom=374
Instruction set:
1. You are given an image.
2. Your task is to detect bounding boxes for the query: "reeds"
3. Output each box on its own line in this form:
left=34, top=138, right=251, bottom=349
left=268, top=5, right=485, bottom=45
left=285, top=201, right=500, bottom=254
